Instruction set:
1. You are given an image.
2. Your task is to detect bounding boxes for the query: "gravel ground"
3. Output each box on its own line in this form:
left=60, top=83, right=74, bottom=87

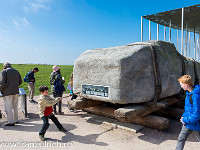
left=0, top=94, right=200, bottom=150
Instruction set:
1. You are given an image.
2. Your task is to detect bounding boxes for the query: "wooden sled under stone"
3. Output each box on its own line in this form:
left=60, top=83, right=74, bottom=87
left=67, top=95, right=184, bottom=130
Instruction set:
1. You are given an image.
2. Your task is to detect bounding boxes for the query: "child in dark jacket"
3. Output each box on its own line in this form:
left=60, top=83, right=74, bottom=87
left=175, top=75, right=200, bottom=150
left=38, top=85, right=67, bottom=141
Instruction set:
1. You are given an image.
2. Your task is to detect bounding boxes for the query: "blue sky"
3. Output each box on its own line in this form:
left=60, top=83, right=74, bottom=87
left=0, top=0, right=199, bottom=65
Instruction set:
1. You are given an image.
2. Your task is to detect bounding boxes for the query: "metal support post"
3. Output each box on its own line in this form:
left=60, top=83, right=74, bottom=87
left=141, top=16, right=143, bottom=42
left=189, top=32, right=191, bottom=57
left=169, top=18, right=171, bottom=42
left=181, top=8, right=184, bottom=55
left=184, top=20, right=188, bottom=56
left=177, top=29, right=179, bottom=51
left=157, top=24, right=159, bottom=40
left=149, top=20, right=151, bottom=40
left=197, top=35, right=200, bottom=61
left=164, top=26, right=166, bottom=41
left=199, top=33, right=200, bottom=61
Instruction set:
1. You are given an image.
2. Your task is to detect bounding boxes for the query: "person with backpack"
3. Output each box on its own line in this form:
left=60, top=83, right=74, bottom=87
left=50, top=65, right=65, bottom=115
left=25, top=67, right=39, bottom=104
left=0, top=62, right=22, bottom=126
left=175, top=75, right=200, bottom=150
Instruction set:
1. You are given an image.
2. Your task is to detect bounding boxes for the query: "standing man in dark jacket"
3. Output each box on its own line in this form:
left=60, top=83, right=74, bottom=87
left=175, top=75, right=200, bottom=150
left=0, top=62, right=22, bottom=126
left=27, top=67, right=39, bottom=104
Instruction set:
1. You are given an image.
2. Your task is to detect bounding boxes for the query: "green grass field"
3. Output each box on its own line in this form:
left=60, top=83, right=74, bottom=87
left=0, top=63, right=73, bottom=96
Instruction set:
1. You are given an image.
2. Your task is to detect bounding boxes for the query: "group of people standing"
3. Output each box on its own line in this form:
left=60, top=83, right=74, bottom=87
left=0, top=62, right=76, bottom=140
left=24, top=64, right=75, bottom=114
left=1, top=62, right=200, bottom=148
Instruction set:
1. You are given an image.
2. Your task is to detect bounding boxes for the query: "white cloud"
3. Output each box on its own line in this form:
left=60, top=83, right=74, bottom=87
left=13, top=19, right=20, bottom=27
left=23, top=0, right=51, bottom=12
left=13, top=17, right=31, bottom=27
left=30, top=3, right=49, bottom=12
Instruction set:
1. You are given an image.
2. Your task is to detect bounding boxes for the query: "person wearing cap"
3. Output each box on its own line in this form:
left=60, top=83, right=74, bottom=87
left=50, top=65, right=65, bottom=114
left=0, top=62, right=22, bottom=126
left=27, top=67, right=39, bottom=104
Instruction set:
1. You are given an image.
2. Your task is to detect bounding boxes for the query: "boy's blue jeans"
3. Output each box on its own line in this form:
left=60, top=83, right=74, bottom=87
left=39, top=114, right=63, bottom=135
left=175, top=125, right=200, bottom=150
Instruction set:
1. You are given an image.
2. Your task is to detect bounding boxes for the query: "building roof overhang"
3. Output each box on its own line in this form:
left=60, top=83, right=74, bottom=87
left=143, top=4, right=200, bottom=33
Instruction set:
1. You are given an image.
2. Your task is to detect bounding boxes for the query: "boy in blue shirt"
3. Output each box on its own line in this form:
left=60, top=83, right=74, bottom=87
left=176, top=75, right=200, bottom=150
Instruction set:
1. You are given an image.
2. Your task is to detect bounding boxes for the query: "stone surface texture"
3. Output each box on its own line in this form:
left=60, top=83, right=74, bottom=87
left=74, top=40, right=199, bottom=104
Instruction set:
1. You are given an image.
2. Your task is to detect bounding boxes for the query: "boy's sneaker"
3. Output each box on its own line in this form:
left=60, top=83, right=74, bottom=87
left=29, top=100, right=38, bottom=104
left=59, top=128, right=67, bottom=132
left=39, top=134, right=45, bottom=141
left=68, top=108, right=74, bottom=112
left=4, top=123, right=15, bottom=126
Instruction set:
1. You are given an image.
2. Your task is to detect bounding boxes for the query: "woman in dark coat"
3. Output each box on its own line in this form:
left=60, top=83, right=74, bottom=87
left=50, top=65, right=65, bottom=114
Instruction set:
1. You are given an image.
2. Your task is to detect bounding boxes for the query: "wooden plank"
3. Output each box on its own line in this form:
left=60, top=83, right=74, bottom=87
left=114, top=97, right=184, bottom=122
left=67, top=98, right=104, bottom=110
left=83, top=105, right=170, bottom=130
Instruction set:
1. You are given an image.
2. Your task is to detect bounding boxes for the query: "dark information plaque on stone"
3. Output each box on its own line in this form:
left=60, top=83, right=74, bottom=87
left=81, top=84, right=109, bottom=97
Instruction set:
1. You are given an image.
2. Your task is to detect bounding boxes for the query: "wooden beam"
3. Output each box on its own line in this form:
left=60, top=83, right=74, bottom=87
left=114, top=97, right=183, bottom=122
left=67, top=98, right=104, bottom=110
left=83, top=105, right=169, bottom=130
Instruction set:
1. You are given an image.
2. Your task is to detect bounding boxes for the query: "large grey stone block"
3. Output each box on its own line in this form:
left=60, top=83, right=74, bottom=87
left=74, top=40, right=200, bottom=104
